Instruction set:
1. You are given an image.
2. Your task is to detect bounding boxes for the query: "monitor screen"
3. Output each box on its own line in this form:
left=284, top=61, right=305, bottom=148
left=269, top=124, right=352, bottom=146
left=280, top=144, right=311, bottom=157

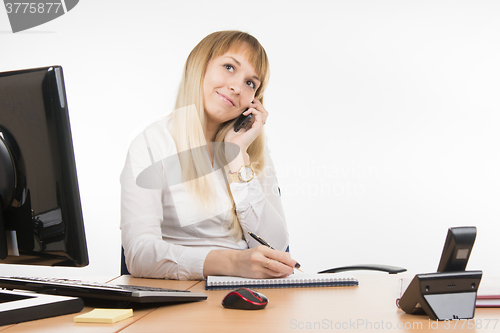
left=0, top=66, right=88, bottom=267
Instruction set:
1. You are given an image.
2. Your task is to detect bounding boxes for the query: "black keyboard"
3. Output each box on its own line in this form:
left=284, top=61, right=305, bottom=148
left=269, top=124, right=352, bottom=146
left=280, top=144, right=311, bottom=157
left=0, top=276, right=207, bottom=304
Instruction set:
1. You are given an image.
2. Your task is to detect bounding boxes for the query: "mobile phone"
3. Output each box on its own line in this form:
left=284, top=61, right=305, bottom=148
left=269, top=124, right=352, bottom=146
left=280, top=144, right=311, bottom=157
left=233, top=109, right=253, bottom=132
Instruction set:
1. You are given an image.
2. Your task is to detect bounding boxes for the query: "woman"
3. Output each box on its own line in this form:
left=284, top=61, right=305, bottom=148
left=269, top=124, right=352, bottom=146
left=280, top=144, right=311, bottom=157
left=121, top=30, right=299, bottom=280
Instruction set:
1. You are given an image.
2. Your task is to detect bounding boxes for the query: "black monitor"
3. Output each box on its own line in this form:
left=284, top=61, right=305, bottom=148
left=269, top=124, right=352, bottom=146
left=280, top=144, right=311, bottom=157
left=0, top=66, right=89, bottom=324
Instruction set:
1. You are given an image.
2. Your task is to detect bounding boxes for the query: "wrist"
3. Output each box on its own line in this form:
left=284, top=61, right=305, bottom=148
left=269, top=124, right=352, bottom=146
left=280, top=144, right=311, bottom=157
left=227, top=164, right=255, bottom=183
left=226, top=149, right=250, bottom=174
left=203, top=249, right=239, bottom=277
left=226, top=141, right=249, bottom=160
left=242, top=152, right=250, bottom=166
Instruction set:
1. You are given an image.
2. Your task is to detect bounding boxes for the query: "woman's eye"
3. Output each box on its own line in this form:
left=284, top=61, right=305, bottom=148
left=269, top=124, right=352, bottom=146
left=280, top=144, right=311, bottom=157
left=246, top=80, right=255, bottom=89
left=223, top=64, right=234, bottom=72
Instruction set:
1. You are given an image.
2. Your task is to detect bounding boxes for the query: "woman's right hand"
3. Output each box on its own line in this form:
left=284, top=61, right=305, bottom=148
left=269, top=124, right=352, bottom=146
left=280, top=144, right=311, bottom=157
left=203, top=246, right=299, bottom=279
left=233, top=245, right=297, bottom=278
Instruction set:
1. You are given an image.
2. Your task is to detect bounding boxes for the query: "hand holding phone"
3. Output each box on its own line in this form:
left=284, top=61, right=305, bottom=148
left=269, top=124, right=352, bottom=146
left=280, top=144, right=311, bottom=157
left=233, top=109, right=253, bottom=132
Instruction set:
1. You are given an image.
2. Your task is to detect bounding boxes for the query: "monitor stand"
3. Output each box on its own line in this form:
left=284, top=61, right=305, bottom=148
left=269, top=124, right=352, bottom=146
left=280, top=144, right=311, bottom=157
left=0, top=289, right=84, bottom=326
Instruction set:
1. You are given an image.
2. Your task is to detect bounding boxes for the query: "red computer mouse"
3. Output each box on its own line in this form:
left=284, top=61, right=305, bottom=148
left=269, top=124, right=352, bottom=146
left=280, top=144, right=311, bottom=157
left=221, top=288, right=268, bottom=310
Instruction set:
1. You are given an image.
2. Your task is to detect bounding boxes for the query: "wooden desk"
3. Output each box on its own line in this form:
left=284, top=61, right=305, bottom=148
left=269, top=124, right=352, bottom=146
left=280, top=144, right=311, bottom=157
left=120, top=274, right=500, bottom=333
left=1, top=274, right=499, bottom=332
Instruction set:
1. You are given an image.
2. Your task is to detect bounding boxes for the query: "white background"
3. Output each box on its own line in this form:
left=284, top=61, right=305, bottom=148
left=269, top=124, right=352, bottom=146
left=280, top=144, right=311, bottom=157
left=1, top=0, right=499, bottom=279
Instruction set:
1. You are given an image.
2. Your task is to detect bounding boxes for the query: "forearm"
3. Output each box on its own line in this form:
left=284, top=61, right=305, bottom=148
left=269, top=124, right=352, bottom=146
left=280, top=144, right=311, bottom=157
left=122, top=228, right=212, bottom=280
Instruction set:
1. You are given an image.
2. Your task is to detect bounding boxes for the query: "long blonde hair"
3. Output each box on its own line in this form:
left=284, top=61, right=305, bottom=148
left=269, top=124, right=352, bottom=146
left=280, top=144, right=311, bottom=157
left=171, top=31, right=270, bottom=240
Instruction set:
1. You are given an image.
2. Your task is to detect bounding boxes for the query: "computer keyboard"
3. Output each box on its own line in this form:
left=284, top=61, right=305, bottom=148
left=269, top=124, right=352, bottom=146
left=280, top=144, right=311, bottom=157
left=0, top=276, right=207, bottom=304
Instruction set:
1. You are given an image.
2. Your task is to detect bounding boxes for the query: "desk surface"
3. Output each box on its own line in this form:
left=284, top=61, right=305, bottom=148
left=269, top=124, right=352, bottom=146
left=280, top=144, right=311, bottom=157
left=1, top=274, right=499, bottom=332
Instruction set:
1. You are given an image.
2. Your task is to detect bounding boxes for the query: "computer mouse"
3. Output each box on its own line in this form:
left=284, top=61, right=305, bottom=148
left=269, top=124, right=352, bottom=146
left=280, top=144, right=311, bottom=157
left=221, top=288, right=268, bottom=310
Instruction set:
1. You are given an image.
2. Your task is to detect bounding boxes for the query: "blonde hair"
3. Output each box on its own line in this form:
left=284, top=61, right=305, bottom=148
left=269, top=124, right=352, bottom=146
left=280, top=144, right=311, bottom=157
left=171, top=31, right=270, bottom=240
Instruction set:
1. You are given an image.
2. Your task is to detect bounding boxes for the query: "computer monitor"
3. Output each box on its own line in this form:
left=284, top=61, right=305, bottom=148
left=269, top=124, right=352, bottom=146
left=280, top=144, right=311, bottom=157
left=0, top=66, right=88, bottom=267
left=0, top=66, right=89, bottom=325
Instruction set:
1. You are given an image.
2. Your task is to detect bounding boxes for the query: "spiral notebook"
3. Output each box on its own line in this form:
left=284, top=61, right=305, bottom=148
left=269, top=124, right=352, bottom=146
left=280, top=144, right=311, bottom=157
left=205, top=273, right=358, bottom=290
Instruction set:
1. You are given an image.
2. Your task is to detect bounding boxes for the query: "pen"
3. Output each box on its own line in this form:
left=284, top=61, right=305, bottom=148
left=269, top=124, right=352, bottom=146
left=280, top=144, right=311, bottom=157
left=248, top=231, right=275, bottom=249
left=247, top=232, right=303, bottom=272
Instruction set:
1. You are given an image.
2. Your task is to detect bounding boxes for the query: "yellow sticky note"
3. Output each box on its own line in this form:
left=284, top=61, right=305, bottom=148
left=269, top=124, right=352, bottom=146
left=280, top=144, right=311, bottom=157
left=74, top=308, right=133, bottom=324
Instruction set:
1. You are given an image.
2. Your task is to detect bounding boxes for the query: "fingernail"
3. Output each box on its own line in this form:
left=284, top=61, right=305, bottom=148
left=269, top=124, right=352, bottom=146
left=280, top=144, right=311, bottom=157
left=295, top=262, right=301, bottom=269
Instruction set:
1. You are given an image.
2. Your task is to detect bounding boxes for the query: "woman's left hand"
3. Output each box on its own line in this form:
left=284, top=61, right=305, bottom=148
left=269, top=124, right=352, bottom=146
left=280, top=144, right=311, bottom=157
left=224, top=98, right=268, bottom=151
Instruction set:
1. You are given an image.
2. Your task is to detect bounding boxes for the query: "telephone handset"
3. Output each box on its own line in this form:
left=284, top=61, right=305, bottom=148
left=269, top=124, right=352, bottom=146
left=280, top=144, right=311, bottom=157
left=233, top=108, right=253, bottom=132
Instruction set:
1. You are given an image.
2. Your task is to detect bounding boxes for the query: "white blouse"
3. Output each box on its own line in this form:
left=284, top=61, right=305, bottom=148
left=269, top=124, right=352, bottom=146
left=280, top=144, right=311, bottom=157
left=120, top=115, right=289, bottom=280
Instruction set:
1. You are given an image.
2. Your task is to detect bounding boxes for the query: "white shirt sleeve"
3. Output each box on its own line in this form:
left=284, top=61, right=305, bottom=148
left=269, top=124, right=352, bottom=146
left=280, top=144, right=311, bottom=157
left=120, top=129, right=211, bottom=280
left=230, top=148, right=289, bottom=251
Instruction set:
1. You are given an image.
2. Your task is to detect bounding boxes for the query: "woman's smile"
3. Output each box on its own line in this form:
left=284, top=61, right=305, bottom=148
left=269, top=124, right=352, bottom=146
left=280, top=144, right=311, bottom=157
left=216, top=91, right=235, bottom=107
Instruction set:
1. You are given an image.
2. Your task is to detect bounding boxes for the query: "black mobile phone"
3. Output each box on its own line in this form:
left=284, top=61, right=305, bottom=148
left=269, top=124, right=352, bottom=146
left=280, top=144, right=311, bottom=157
left=233, top=109, right=253, bottom=132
